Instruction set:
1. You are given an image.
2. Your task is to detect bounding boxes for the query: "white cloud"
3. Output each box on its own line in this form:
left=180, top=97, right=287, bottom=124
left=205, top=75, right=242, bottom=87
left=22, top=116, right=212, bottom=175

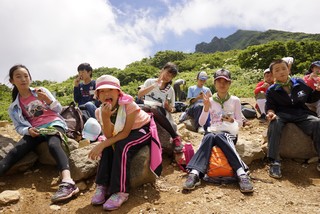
left=0, top=0, right=152, bottom=84
left=160, top=0, right=320, bottom=35
left=1, top=0, right=319, bottom=84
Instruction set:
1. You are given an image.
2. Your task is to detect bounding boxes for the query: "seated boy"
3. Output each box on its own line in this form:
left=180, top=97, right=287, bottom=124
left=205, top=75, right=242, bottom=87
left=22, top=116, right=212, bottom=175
left=266, top=59, right=320, bottom=178
left=73, top=63, right=100, bottom=118
left=180, top=71, right=212, bottom=133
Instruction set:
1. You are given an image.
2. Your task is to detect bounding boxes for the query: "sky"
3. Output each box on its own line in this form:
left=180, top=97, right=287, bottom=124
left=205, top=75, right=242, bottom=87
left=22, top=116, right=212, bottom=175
left=0, top=0, right=319, bottom=85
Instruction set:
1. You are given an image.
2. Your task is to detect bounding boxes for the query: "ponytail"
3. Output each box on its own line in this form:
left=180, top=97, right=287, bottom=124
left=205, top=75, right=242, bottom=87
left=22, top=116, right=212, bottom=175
left=11, top=85, right=19, bottom=102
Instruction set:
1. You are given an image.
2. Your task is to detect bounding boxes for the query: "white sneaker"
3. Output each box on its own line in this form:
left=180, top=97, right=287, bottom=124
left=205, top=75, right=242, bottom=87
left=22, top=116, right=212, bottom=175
left=197, top=127, right=205, bottom=134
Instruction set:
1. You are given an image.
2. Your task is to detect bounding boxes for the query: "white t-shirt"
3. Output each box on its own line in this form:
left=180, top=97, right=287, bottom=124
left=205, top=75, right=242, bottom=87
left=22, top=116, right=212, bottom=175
left=199, top=95, right=243, bottom=135
left=143, top=78, right=175, bottom=107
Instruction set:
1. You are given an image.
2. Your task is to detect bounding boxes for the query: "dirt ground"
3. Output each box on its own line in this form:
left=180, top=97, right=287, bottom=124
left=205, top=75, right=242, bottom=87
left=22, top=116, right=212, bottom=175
left=1, top=98, right=320, bottom=214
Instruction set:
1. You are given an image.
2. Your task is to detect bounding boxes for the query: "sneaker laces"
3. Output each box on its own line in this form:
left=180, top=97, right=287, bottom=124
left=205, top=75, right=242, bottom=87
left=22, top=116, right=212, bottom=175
left=239, top=175, right=250, bottom=183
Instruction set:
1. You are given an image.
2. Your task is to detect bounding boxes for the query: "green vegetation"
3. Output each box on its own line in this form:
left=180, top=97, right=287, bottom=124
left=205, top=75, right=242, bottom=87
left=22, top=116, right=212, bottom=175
left=1, top=37, right=320, bottom=121
left=196, top=29, right=320, bottom=53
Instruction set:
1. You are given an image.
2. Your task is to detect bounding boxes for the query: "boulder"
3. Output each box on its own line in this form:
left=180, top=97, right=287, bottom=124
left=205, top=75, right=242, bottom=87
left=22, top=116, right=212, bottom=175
left=0, top=135, right=38, bottom=175
left=69, top=143, right=99, bottom=181
left=0, top=134, right=159, bottom=189
left=279, top=123, right=317, bottom=159
left=69, top=143, right=157, bottom=188
left=236, top=138, right=266, bottom=165
left=156, top=121, right=172, bottom=155
left=130, top=145, right=157, bottom=188
left=36, top=138, right=79, bottom=165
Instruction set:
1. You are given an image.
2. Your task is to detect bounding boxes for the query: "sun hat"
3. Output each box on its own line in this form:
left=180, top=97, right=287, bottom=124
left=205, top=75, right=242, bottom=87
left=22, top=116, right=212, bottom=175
left=94, top=75, right=121, bottom=98
left=263, top=68, right=271, bottom=74
left=197, top=71, right=208, bottom=81
left=214, top=69, right=231, bottom=81
left=82, top=118, right=101, bottom=141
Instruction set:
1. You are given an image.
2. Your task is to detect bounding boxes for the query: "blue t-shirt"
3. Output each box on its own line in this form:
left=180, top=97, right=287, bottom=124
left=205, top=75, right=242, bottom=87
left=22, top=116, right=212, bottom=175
left=187, top=85, right=212, bottom=105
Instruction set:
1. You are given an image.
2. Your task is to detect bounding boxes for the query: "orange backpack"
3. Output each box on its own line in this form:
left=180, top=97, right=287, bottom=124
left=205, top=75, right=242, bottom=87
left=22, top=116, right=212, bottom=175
left=207, top=146, right=235, bottom=177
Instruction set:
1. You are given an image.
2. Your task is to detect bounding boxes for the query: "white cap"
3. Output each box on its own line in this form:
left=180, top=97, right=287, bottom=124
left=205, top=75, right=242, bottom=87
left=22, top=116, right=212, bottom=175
left=282, top=57, right=294, bottom=64
left=82, top=118, right=101, bottom=141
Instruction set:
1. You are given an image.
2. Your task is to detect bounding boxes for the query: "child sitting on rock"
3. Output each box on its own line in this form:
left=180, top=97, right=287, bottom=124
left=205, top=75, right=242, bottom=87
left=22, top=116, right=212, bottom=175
left=182, top=69, right=253, bottom=193
left=1, top=64, right=79, bottom=203
left=266, top=59, right=320, bottom=179
left=88, top=74, right=162, bottom=211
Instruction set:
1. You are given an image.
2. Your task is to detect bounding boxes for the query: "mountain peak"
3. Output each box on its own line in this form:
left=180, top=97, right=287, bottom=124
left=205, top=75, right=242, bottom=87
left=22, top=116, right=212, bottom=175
left=195, top=29, right=320, bottom=53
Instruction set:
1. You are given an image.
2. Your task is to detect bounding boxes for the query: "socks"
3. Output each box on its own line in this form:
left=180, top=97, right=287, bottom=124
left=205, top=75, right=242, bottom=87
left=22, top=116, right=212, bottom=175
left=62, top=179, right=75, bottom=185
left=190, top=169, right=199, bottom=176
left=236, top=168, right=246, bottom=177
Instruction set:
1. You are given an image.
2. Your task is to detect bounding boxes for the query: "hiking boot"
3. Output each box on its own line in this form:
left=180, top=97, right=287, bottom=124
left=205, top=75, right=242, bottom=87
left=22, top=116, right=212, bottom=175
left=269, top=162, right=282, bottom=179
left=51, top=182, right=79, bottom=203
left=91, top=184, right=108, bottom=205
left=183, top=173, right=201, bottom=190
left=103, top=192, right=129, bottom=211
left=238, top=174, right=254, bottom=193
left=172, top=136, right=184, bottom=153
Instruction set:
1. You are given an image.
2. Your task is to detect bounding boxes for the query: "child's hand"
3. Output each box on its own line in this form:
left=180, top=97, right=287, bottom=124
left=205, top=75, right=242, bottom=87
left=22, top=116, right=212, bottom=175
left=262, top=82, right=270, bottom=88
left=28, top=127, right=40, bottom=137
left=197, top=91, right=204, bottom=100
left=266, top=111, right=276, bottom=121
left=315, top=83, right=320, bottom=91
left=101, top=102, right=117, bottom=119
left=164, top=99, right=172, bottom=112
left=36, top=89, right=52, bottom=105
left=74, top=75, right=81, bottom=86
left=221, top=113, right=234, bottom=123
left=88, top=142, right=105, bottom=160
left=203, top=93, right=210, bottom=111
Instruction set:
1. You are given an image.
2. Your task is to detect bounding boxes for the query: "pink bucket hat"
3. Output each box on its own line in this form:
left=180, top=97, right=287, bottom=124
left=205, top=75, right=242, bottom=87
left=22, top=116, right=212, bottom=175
left=94, top=75, right=121, bottom=98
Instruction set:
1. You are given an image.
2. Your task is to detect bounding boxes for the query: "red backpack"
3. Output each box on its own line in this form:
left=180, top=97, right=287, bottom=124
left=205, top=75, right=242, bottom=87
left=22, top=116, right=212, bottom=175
left=177, top=142, right=194, bottom=172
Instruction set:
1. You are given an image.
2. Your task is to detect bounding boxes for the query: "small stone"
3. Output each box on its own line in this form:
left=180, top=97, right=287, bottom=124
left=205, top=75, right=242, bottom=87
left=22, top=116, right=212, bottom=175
left=144, top=196, right=148, bottom=199
left=49, top=205, right=61, bottom=211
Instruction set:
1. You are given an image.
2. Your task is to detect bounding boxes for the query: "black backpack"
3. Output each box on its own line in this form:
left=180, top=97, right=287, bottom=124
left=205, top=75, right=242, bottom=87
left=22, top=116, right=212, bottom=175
left=60, top=102, right=84, bottom=141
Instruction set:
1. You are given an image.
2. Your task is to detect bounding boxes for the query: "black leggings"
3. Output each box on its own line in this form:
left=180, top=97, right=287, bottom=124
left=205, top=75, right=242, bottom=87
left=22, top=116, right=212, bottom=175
left=142, top=105, right=178, bottom=138
left=0, top=127, right=70, bottom=176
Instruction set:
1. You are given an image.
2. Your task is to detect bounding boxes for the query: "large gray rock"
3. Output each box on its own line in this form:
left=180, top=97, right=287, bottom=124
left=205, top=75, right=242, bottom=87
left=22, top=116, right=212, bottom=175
left=69, top=143, right=99, bottom=181
left=156, top=122, right=172, bottom=155
left=130, top=145, right=157, bottom=188
left=35, top=138, right=79, bottom=165
left=236, top=138, right=266, bottom=165
left=0, top=135, right=38, bottom=175
left=279, top=123, right=317, bottom=159
left=69, top=143, right=157, bottom=188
